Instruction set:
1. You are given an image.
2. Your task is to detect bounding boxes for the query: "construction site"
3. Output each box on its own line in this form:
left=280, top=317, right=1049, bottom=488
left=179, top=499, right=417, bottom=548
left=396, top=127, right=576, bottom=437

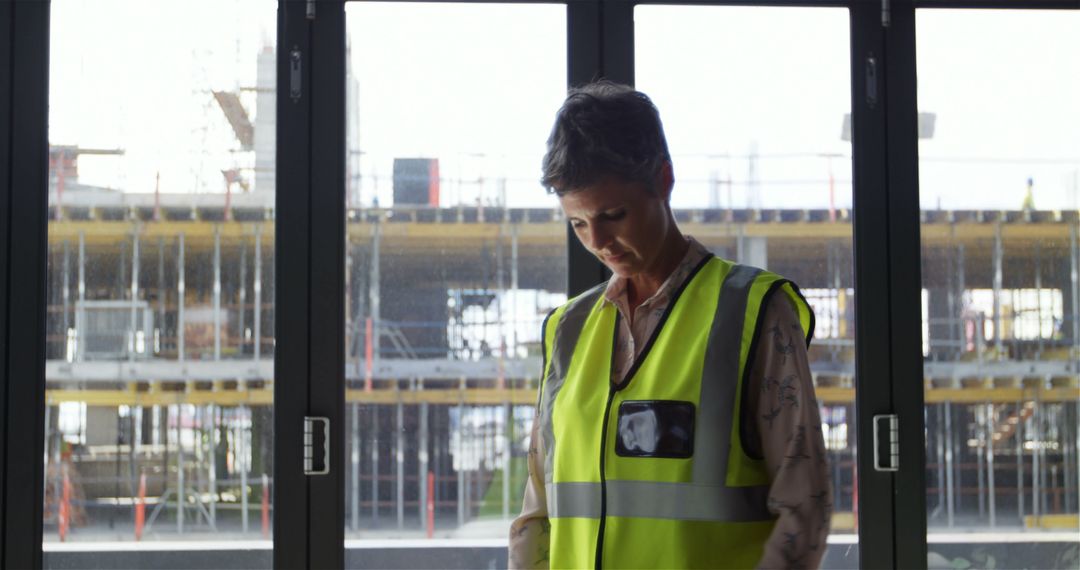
left=38, top=44, right=1079, bottom=551
left=40, top=191, right=1080, bottom=542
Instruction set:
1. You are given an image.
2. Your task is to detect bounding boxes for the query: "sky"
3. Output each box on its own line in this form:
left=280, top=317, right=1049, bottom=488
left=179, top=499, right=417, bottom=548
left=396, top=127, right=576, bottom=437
left=48, top=1, right=1080, bottom=211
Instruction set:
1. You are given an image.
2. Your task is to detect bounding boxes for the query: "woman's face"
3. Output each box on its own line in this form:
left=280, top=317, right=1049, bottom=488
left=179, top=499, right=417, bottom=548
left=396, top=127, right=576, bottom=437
left=558, top=171, right=673, bottom=279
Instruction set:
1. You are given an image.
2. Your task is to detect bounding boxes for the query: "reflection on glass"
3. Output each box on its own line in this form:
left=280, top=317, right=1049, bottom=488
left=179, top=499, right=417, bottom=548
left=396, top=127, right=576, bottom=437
left=917, top=10, right=1080, bottom=569
left=44, top=0, right=276, bottom=563
left=341, top=2, right=568, bottom=560
left=636, top=4, right=858, bottom=562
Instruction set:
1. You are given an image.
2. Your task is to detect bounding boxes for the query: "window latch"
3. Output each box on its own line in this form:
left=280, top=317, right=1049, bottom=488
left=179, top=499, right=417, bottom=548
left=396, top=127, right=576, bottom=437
left=290, top=47, right=302, bottom=103
left=873, top=414, right=899, bottom=472
left=304, top=416, right=330, bottom=475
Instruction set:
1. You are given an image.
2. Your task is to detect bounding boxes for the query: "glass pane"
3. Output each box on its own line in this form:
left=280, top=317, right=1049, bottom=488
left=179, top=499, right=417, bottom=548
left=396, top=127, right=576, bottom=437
left=343, top=2, right=566, bottom=567
left=637, top=6, right=857, bottom=567
left=917, top=9, right=1080, bottom=568
left=45, top=0, right=276, bottom=566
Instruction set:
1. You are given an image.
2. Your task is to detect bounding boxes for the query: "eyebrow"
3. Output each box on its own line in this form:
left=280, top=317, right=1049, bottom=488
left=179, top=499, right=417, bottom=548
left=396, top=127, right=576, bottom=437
left=568, top=205, right=625, bottom=220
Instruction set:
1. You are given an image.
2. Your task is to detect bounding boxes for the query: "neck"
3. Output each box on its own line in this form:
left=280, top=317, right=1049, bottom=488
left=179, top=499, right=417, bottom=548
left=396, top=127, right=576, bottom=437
left=627, top=226, right=689, bottom=309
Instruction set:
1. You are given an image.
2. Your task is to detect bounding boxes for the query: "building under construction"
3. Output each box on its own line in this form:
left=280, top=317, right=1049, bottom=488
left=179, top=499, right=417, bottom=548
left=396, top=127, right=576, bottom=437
left=41, top=182, right=1080, bottom=540
left=34, top=26, right=1080, bottom=554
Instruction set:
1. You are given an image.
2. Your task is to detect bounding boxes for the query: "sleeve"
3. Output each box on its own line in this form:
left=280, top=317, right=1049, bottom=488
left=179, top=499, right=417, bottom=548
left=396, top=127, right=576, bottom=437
left=750, top=293, right=832, bottom=570
left=507, top=415, right=551, bottom=570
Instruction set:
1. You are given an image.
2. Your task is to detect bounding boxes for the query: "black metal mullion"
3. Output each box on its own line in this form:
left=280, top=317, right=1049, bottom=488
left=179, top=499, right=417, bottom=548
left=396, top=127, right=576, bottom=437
left=600, top=0, right=634, bottom=86
left=637, top=0, right=847, bottom=5
left=275, top=1, right=313, bottom=567
left=849, top=2, right=899, bottom=567
left=4, top=0, right=49, bottom=567
left=915, top=0, right=1078, bottom=8
left=564, top=0, right=635, bottom=297
left=565, top=1, right=607, bottom=297
left=883, top=1, right=928, bottom=567
left=0, top=0, right=13, bottom=557
left=309, top=2, right=347, bottom=568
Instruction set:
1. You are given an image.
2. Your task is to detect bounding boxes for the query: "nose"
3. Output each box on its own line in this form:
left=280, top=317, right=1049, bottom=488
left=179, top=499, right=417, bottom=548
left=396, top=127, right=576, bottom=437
left=585, top=223, right=613, bottom=253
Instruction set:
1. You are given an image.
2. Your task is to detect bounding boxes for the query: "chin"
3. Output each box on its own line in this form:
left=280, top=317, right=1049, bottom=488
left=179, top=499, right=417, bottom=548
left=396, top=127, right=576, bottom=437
left=605, top=262, right=641, bottom=278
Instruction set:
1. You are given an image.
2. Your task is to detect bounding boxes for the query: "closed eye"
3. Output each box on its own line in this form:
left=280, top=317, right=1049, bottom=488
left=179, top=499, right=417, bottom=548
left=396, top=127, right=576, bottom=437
left=600, top=209, right=626, bottom=222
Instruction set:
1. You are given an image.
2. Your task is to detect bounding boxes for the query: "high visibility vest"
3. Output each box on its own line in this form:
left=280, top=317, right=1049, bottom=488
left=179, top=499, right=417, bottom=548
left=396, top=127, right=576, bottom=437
left=538, top=256, right=814, bottom=569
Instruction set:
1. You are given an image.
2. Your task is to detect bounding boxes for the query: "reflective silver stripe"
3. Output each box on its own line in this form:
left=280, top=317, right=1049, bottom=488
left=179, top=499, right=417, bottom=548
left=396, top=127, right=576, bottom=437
left=547, top=481, right=772, bottom=522
left=541, top=284, right=606, bottom=484
left=546, top=481, right=602, bottom=519
left=693, top=263, right=761, bottom=484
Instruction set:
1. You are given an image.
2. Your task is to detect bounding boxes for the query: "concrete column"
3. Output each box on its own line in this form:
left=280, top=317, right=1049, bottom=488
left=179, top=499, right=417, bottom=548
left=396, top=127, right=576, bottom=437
left=992, top=223, right=1004, bottom=357
left=977, top=406, right=986, bottom=518
left=371, top=404, right=380, bottom=525
left=927, top=288, right=955, bottom=361
left=1017, top=401, right=1025, bottom=520
left=178, top=234, right=186, bottom=363
left=254, top=226, right=262, bottom=362
left=945, top=401, right=955, bottom=527
left=1070, top=224, right=1079, bottom=364
left=351, top=402, right=360, bottom=531
left=213, top=226, right=221, bottom=361
left=1033, top=402, right=1042, bottom=521
left=177, top=404, right=186, bottom=533
left=239, top=243, right=247, bottom=356
left=158, top=238, right=165, bottom=356
left=397, top=390, right=405, bottom=530
left=370, top=222, right=381, bottom=363
left=957, top=244, right=966, bottom=354
left=240, top=405, right=249, bottom=533
left=511, top=226, right=519, bottom=356
left=62, top=241, right=70, bottom=350
left=987, top=403, right=996, bottom=527
left=76, top=232, right=85, bottom=361
left=419, top=395, right=429, bottom=528
left=457, top=378, right=466, bottom=528
left=1034, top=244, right=1043, bottom=356
left=208, top=405, right=217, bottom=529
left=502, top=402, right=511, bottom=519
left=737, top=232, right=768, bottom=268
left=130, top=230, right=140, bottom=361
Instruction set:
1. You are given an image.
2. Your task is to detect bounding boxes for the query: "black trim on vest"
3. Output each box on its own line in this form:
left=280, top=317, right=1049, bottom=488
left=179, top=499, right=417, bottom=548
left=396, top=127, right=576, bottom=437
left=738, top=279, right=814, bottom=461
left=536, top=307, right=558, bottom=410
left=787, top=280, right=816, bottom=347
left=612, top=253, right=715, bottom=391
left=595, top=385, right=616, bottom=569
left=596, top=253, right=713, bottom=569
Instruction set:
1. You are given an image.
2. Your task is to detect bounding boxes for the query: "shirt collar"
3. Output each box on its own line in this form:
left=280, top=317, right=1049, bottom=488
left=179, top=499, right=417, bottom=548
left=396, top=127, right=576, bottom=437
left=601, top=235, right=711, bottom=309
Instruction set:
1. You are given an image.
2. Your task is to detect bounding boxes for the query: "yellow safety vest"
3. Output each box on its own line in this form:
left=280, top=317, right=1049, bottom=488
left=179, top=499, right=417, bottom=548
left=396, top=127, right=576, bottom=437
left=538, top=256, right=814, bottom=569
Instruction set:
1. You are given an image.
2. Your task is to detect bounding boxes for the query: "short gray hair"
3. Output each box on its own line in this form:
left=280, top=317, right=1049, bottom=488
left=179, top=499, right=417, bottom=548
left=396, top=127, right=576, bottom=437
left=541, top=81, right=671, bottom=196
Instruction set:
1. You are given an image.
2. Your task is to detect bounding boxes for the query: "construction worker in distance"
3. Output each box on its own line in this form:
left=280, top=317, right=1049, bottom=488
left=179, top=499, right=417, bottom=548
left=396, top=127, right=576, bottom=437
left=509, top=81, right=831, bottom=569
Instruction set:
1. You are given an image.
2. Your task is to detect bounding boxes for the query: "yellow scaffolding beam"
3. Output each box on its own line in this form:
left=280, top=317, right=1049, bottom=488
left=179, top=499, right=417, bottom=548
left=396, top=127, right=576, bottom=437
left=45, top=385, right=1079, bottom=407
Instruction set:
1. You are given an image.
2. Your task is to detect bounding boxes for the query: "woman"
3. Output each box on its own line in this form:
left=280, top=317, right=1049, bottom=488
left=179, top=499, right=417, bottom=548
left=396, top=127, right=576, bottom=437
left=509, top=81, right=830, bottom=570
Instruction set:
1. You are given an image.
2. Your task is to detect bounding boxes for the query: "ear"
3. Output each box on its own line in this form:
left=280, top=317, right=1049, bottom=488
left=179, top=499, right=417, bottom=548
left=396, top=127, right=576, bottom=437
left=657, top=160, right=675, bottom=201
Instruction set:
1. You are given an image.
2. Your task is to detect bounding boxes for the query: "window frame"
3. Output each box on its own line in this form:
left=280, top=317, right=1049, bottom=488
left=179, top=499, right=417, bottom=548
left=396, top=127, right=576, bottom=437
left=2, top=0, right=1076, bottom=568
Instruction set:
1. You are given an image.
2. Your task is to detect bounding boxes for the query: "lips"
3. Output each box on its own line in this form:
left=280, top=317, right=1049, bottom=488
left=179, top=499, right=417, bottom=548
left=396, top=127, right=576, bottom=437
left=606, top=252, right=627, bottom=263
